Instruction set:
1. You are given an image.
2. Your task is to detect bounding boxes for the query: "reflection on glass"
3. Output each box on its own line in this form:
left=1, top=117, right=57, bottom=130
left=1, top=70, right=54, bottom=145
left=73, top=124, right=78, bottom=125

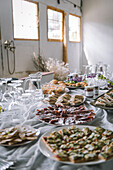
left=69, top=14, right=80, bottom=42
left=48, top=8, right=63, bottom=40
left=12, top=0, right=38, bottom=39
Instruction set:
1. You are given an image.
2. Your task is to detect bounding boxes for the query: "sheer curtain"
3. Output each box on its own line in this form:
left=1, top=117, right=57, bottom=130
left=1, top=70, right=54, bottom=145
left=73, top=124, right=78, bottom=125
left=63, top=12, right=68, bottom=64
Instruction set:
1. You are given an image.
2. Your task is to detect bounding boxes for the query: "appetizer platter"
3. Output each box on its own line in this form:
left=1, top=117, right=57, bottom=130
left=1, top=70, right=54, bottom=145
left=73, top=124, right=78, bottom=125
left=42, top=79, right=66, bottom=94
left=42, top=79, right=87, bottom=94
left=39, top=125, right=113, bottom=165
left=36, top=104, right=96, bottom=126
left=91, top=89, right=113, bottom=110
left=65, top=86, right=84, bottom=90
left=0, top=125, right=40, bottom=146
left=65, top=82, right=88, bottom=90
left=43, top=93, right=86, bottom=107
left=66, top=73, right=87, bottom=90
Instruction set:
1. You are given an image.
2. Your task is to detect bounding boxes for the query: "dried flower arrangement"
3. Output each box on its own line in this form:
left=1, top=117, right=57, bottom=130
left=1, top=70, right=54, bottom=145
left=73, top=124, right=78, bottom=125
left=32, top=52, right=49, bottom=72
left=46, top=58, right=70, bottom=81
left=32, top=53, right=70, bottom=81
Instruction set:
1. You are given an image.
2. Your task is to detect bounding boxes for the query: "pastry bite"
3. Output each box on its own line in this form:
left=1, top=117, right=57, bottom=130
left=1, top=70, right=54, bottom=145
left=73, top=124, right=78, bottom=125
left=44, top=93, right=85, bottom=107
left=42, top=126, right=113, bottom=163
left=58, top=81, right=65, bottom=85
left=65, top=81, right=88, bottom=88
left=0, top=125, right=39, bottom=146
left=94, top=89, right=113, bottom=107
left=95, top=101, right=106, bottom=107
left=50, top=79, right=58, bottom=84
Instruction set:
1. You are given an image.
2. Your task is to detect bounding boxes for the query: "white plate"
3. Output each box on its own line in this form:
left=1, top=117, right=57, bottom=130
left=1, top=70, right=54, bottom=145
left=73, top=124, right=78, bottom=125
left=66, top=86, right=84, bottom=90
left=43, top=93, right=86, bottom=107
left=0, top=125, right=40, bottom=147
left=38, top=125, right=105, bottom=165
left=36, top=100, right=100, bottom=126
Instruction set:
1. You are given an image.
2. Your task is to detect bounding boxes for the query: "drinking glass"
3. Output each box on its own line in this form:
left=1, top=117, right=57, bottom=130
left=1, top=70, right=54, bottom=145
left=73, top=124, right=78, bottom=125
left=23, top=72, right=43, bottom=102
left=8, top=82, right=22, bottom=110
left=0, top=78, right=12, bottom=102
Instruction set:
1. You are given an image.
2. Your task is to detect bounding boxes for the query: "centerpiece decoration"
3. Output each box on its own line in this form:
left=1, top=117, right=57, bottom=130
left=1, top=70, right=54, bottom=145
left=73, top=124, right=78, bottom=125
left=46, top=58, right=70, bottom=81
left=32, top=52, right=70, bottom=81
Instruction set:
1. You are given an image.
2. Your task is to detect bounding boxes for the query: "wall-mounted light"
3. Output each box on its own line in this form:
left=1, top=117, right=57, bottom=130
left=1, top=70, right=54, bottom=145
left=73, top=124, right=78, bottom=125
left=74, top=4, right=76, bottom=8
left=57, top=0, right=60, bottom=4
left=63, top=0, right=80, bottom=9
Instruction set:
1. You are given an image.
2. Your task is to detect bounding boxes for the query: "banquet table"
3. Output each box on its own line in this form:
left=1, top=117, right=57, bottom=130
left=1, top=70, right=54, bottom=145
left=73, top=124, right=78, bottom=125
left=0, top=89, right=113, bottom=170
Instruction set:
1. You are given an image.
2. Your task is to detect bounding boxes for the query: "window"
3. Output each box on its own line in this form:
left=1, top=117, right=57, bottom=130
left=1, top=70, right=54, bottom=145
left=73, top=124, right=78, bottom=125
left=69, top=14, right=81, bottom=42
left=47, top=6, right=63, bottom=41
left=12, top=0, right=39, bottom=40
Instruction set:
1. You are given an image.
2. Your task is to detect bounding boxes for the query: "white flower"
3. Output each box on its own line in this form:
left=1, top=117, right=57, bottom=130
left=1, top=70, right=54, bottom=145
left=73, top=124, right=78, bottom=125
left=46, top=58, right=70, bottom=81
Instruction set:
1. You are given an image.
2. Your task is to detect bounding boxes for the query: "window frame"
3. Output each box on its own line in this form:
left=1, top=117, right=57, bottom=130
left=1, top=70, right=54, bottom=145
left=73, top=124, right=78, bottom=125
left=69, top=13, right=81, bottom=43
left=47, top=6, right=64, bottom=42
left=12, top=0, right=39, bottom=41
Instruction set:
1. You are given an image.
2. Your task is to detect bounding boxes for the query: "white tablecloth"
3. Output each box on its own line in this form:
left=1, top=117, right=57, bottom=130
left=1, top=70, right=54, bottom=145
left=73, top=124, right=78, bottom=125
left=0, top=89, right=113, bottom=170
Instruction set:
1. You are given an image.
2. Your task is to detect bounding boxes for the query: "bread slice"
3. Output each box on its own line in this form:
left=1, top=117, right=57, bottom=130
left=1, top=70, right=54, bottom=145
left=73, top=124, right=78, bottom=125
left=95, top=100, right=106, bottom=106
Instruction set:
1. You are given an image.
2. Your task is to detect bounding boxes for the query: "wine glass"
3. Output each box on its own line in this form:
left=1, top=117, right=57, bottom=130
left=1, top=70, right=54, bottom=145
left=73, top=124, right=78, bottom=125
left=8, top=82, right=22, bottom=110
left=11, top=79, right=23, bottom=85
left=0, top=78, right=12, bottom=102
left=23, top=72, right=43, bottom=102
left=97, top=62, right=104, bottom=75
left=0, top=87, right=3, bottom=110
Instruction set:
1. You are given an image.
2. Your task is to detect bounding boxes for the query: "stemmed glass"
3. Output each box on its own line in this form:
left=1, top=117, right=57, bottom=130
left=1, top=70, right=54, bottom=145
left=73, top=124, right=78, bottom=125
left=8, top=82, right=22, bottom=110
left=5, top=81, right=28, bottom=123
left=0, top=79, right=27, bottom=124
left=23, top=72, right=44, bottom=103
left=11, top=79, right=23, bottom=85
left=83, top=65, right=87, bottom=81
left=0, top=78, right=12, bottom=102
left=0, top=84, right=3, bottom=110
left=83, top=65, right=92, bottom=85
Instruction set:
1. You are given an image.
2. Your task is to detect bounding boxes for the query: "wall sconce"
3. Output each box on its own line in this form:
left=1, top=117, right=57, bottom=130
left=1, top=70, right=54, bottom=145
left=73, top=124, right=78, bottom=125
left=57, top=0, right=60, bottom=4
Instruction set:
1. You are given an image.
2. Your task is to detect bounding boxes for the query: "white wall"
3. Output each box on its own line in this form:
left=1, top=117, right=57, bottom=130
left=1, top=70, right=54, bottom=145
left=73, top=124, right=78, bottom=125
left=82, top=0, right=113, bottom=72
left=0, top=0, right=81, bottom=78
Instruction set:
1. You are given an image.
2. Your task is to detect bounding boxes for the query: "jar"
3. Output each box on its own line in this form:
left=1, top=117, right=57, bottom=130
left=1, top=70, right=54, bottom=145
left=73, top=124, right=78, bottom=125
left=85, top=86, right=94, bottom=98
left=94, top=86, right=99, bottom=95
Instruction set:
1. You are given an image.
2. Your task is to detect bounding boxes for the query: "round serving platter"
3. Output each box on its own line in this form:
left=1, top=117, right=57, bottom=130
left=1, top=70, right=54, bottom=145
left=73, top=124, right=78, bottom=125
left=0, top=125, right=40, bottom=147
left=38, top=125, right=105, bottom=165
left=66, top=86, right=84, bottom=90
left=35, top=97, right=101, bottom=126
left=90, top=101, right=113, bottom=110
